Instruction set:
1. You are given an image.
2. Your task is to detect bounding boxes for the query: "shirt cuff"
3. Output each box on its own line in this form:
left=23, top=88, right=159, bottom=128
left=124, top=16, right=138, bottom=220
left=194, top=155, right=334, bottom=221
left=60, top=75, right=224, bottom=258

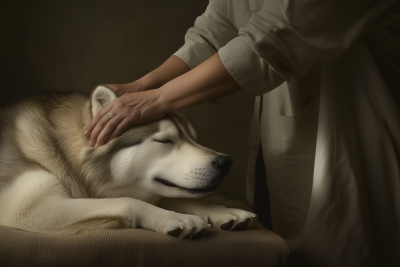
left=218, top=36, right=284, bottom=96
left=173, top=42, right=215, bottom=70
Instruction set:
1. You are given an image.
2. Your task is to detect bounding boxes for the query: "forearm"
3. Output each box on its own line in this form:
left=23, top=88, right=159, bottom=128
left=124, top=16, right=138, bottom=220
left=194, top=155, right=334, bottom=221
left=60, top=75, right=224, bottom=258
left=157, top=53, right=243, bottom=113
left=85, top=53, right=242, bottom=148
left=137, top=55, right=191, bottom=90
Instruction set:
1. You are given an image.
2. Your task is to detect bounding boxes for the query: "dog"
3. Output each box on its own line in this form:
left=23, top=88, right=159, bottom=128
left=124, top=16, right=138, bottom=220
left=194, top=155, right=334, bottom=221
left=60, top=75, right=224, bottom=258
left=0, top=85, right=255, bottom=239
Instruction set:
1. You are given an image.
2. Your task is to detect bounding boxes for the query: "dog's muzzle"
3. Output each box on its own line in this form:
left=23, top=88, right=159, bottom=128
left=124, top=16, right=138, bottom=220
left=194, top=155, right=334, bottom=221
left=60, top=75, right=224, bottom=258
left=154, top=155, right=234, bottom=195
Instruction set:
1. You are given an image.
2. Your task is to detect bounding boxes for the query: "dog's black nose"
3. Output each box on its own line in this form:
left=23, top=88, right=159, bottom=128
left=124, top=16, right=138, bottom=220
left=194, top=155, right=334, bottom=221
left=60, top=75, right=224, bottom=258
left=212, top=156, right=233, bottom=174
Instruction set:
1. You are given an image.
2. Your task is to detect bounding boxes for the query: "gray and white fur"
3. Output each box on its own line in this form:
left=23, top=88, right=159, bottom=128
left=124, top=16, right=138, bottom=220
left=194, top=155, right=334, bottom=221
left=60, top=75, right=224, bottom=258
left=0, top=85, right=255, bottom=239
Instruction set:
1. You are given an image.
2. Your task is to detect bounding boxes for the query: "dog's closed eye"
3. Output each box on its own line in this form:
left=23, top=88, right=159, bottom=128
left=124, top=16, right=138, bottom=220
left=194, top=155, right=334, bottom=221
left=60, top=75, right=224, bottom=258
left=154, top=139, right=174, bottom=145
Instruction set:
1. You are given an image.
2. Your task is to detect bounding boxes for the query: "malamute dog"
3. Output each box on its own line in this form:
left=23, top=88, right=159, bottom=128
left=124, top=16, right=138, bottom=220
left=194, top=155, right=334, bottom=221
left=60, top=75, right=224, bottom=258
left=0, top=85, right=255, bottom=239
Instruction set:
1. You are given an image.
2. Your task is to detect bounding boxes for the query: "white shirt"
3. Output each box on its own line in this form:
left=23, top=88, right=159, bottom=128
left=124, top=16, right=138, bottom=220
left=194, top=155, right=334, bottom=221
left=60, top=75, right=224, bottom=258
left=174, top=1, right=400, bottom=266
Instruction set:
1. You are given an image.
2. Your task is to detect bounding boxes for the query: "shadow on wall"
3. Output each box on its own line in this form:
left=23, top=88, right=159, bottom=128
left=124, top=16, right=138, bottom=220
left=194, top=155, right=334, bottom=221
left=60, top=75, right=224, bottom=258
left=1, top=0, right=255, bottom=203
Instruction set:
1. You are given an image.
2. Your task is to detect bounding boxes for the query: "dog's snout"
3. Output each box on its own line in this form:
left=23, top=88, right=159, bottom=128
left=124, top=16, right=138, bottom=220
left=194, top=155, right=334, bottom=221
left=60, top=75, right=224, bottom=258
left=212, top=156, right=233, bottom=174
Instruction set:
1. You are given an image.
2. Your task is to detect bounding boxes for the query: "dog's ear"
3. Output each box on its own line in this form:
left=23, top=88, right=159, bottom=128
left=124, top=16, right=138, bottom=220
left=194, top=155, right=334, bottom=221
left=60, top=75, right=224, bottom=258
left=90, top=85, right=117, bottom=118
left=187, top=121, right=197, bottom=142
left=169, top=112, right=198, bottom=141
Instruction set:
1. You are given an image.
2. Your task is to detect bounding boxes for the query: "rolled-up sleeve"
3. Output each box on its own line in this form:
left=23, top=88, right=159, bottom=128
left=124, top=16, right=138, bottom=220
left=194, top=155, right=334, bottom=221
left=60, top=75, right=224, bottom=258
left=174, top=0, right=238, bottom=69
left=218, top=0, right=397, bottom=96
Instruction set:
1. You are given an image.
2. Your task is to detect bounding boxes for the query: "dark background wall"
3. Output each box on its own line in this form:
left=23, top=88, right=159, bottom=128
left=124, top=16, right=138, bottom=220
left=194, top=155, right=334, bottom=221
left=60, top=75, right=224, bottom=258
left=1, top=0, right=254, bottom=203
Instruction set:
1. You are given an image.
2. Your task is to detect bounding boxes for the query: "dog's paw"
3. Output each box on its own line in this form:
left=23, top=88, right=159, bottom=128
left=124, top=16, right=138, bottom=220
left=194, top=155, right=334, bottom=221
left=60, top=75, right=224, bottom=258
left=205, top=207, right=256, bottom=231
left=153, top=211, right=211, bottom=239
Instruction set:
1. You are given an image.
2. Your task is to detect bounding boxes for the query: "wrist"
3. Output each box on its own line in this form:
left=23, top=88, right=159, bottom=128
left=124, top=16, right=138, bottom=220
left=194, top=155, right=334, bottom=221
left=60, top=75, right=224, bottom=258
left=139, top=56, right=191, bottom=91
left=154, top=87, right=171, bottom=115
left=138, top=67, right=168, bottom=90
left=134, top=76, right=153, bottom=91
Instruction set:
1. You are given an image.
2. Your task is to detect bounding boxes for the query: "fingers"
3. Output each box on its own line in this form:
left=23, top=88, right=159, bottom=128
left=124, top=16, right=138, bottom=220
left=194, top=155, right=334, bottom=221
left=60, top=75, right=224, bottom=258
left=84, top=90, right=164, bottom=148
left=107, top=117, right=135, bottom=141
left=89, top=112, right=125, bottom=148
left=104, top=84, right=123, bottom=97
left=104, top=82, right=139, bottom=96
left=84, top=105, right=112, bottom=137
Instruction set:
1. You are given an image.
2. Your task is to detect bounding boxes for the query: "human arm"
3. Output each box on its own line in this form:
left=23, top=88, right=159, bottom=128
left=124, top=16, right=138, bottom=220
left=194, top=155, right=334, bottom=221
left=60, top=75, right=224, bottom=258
left=158, top=53, right=242, bottom=113
left=86, top=53, right=242, bottom=148
left=85, top=0, right=240, bottom=147
left=103, top=55, right=191, bottom=96
left=106, top=0, right=238, bottom=96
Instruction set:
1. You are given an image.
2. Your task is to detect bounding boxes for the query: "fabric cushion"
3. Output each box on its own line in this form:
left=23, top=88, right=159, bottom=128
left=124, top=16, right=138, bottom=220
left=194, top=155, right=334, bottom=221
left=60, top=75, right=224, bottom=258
left=0, top=197, right=290, bottom=267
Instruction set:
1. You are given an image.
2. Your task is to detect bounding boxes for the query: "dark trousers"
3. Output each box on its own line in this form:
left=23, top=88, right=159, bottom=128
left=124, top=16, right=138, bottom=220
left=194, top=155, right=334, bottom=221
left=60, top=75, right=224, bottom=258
left=253, top=144, right=273, bottom=230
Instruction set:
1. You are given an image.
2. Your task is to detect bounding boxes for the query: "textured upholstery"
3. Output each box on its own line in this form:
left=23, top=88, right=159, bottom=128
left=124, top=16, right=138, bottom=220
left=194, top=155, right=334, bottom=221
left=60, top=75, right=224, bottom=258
left=0, top=197, right=290, bottom=267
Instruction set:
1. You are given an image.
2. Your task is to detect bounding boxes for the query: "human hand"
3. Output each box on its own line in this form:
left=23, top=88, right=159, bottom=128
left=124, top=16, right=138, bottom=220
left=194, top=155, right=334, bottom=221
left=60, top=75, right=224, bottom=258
left=105, top=81, right=148, bottom=96
left=84, top=89, right=166, bottom=148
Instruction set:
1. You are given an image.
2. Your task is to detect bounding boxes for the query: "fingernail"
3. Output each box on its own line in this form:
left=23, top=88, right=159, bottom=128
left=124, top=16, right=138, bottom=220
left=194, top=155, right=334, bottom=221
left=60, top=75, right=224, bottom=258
left=89, top=141, right=93, bottom=147
left=84, top=130, right=88, bottom=136
left=94, top=143, right=99, bottom=149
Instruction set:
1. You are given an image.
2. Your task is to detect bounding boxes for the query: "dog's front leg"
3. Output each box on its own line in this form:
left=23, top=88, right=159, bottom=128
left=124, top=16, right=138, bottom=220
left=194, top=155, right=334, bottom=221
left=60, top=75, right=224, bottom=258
left=1, top=171, right=210, bottom=238
left=157, top=198, right=256, bottom=231
left=7, top=196, right=211, bottom=238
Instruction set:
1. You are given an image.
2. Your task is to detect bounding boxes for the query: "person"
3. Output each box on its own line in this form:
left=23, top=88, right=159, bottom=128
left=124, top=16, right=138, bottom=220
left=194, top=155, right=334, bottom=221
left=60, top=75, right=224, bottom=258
left=84, top=1, right=400, bottom=266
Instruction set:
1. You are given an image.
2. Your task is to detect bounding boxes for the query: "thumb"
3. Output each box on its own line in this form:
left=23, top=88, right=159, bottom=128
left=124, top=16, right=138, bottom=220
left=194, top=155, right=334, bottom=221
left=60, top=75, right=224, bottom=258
left=104, top=84, right=125, bottom=97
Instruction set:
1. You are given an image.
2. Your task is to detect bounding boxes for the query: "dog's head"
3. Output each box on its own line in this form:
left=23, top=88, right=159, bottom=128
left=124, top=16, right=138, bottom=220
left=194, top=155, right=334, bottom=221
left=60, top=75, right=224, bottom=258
left=86, top=85, right=233, bottom=201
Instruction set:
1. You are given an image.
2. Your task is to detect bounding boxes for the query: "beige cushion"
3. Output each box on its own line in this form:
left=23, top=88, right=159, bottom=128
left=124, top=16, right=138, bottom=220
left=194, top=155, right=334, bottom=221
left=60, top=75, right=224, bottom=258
left=0, top=197, right=290, bottom=266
